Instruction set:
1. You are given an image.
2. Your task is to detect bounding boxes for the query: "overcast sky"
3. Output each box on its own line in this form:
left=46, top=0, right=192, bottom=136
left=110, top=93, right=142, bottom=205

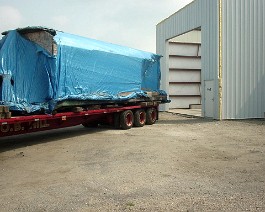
left=0, top=0, right=193, bottom=53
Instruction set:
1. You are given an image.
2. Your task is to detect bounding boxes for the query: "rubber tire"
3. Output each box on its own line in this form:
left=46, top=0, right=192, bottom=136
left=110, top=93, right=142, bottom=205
left=120, top=110, right=134, bottom=130
left=82, top=122, right=99, bottom=128
left=146, top=108, right=157, bottom=125
left=134, top=109, right=146, bottom=127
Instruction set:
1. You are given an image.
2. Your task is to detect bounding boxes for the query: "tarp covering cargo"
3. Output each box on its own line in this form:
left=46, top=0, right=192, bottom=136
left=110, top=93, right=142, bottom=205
left=0, top=27, right=166, bottom=113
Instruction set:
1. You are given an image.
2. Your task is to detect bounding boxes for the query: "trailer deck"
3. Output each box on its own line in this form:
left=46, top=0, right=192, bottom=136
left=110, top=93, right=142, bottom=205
left=0, top=104, right=159, bottom=137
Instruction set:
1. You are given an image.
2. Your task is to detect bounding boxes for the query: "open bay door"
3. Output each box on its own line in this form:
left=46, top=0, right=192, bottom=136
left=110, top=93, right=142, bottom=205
left=168, top=30, right=202, bottom=109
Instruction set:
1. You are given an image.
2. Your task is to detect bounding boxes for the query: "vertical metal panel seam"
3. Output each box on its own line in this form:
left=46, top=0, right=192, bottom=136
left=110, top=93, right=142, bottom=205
left=218, top=0, right=223, bottom=120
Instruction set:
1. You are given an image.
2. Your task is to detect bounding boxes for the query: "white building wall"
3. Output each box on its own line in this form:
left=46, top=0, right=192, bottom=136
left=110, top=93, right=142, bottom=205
left=169, top=57, right=201, bottom=69
left=170, top=30, right=201, bottom=43
left=168, top=42, right=201, bottom=109
left=222, top=0, right=265, bottom=119
left=168, top=42, right=201, bottom=57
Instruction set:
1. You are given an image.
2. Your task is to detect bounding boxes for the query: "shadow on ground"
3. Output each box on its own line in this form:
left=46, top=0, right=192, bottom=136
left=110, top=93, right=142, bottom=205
left=0, top=125, right=109, bottom=153
left=162, top=112, right=265, bottom=126
left=157, top=114, right=216, bottom=125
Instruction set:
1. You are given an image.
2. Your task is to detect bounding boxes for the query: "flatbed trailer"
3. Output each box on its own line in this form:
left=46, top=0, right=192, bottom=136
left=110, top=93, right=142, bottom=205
left=0, top=102, right=159, bottom=138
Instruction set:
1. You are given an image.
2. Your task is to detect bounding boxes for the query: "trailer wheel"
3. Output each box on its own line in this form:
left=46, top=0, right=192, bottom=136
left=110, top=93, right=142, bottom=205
left=146, top=108, right=157, bottom=125
left=120, top=110, right=134, bottom=130
left=82, top=122, right=99, bottom=128
left=134, top=109, right=146, bottom=127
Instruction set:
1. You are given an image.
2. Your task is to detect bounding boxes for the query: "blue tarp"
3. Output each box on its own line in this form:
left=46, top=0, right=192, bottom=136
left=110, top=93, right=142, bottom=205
left=0, top=28, right=165, bottom=113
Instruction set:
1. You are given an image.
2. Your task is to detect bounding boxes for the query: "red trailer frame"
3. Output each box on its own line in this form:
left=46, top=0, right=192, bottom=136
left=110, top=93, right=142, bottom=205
left=0, top=104, right=159, bottom=138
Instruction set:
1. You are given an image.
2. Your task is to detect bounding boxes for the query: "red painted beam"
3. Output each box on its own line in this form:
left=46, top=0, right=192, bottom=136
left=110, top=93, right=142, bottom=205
left=0, top=105, right=147, bottom=137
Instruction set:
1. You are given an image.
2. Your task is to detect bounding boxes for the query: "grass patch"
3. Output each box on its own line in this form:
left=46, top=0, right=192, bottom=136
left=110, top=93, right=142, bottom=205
left=126, top=202, right=135, bottom=207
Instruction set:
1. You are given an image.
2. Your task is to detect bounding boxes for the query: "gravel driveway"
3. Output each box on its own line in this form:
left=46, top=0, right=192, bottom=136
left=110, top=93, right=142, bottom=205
left=0, top=112, right=264, bottom=211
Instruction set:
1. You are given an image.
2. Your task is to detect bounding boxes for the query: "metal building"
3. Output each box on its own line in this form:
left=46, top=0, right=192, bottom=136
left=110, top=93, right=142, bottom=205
left=157, top=0, right=265, bottom=119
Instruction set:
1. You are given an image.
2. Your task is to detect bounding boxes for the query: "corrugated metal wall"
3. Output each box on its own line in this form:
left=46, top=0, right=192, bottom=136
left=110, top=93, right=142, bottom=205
left=157, top=0, right=203, bottom=111
left=157, top=0, right=265, bottom=119
left=201, top=0, right=219, bottom=118
left=222, top=0, right=265, bottom=119
left=157, top=0, right=220, bottom=118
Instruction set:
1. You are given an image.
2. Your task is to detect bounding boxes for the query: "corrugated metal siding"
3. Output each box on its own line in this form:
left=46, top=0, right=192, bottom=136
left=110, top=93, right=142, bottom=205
left=157, top=0, right=265, bottom=119
left=156, top=30, right=169, bottom=111
left=200, top=0, right=219, bottom=81
left=222, top=0, right=265, bottom=118
left=157, top=0, right=203, bottom=111
left=200, top=0, right=219, bottom=118
left=157, top=0, right=220, bottom=118
left=157, top=0, right=202, bottom=40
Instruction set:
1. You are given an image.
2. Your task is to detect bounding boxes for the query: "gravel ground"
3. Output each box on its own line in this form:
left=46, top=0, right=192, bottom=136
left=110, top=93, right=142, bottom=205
left=0, top=112, right=264, bottom=211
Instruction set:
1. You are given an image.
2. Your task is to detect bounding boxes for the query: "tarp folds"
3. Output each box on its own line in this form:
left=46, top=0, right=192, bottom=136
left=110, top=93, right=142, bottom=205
left=0, top=31, right=54, bottom=112
left=0, top=28, right=165, bottom=113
